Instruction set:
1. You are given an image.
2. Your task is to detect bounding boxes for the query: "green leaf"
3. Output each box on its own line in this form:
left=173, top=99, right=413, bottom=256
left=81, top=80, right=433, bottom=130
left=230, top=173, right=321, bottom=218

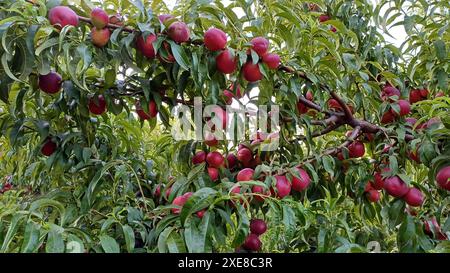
left=46, top=228, right=65, bottom=253
left=167, top=40, right=190, bottom=70
left=122, top=225, right=135, bottom=253
left=21, top=222, right=41, bottom=253
left=180, top=188, right=217, bottom=226
left=100, top=235, right=120, bottom=253
left=184, top=212, right=211, bottom=253
left=434, top=40, right=446, bottom=60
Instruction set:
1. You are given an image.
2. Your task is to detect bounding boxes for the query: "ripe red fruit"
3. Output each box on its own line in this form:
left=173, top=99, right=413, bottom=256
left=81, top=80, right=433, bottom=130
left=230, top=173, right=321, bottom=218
left=48, top=6, right=79, bottom=28
left=435, top=91, right=444, bottom=97
left=242, top=62, right=262, bottom=82
left=171, top=196, right=185, bottom=214
left=136, top=100, right=158, bottom=120
left=204, top=132, right=218, bottom=147
left=381, top=110, right=395, bottom=124
left=383, top=176, right=409, bottom=198
left=136, top=34, right=157, bottom=59
left=291, top=167, right=311, bottom=192
left=364, top=133, right=375, bottom=142
left=204, top=28, right=227, bottom=51
left=158, top=14, right=174, bottom=24
left=391, top=99, right=410, bottom=117
left=88, top=95, right=107, bottom=115
left=348, top=141, right=365, bottom=158
left=273, top=175, right=291, bottom=198
left=407, top=148, right=420, bottom=163
left=38, top=72, right=62, bottom=94
left=216, top=49, right=237, bottom=74
left=41, top=138, right=57, bottom=156
left=157, top=41, right=175, bottom=63
left=405, top=117, right=418, bottom=128
left=91, top=27, right=110, bottom=47
left=242, top=234, right=262, bottom=251
left=237, top=168, right=255, bottom=182
left=154, top=184, right=161, bottom=198
left=196, top=209, right=206, bottom=218
left=327, top=99, right=341, bottom=111
left=381, top=85, right=401, bottom=101
left=252, top=185, right=270, bottom=202
left=237, top=148, right=253, bottom=163
left=231, top=185, right=241, bottom=194
left=167, top=21, right=190, bottom=43
left=91, top=8, right=109, bottom=29
left=365, top=182, right=374, bottom=192
left=319, top=14, right=331, bottom=22
left=250, top=37, right=269, bottom=56
left=403, top=187, right=424, bottom=207
left=226, top=153, right=237, bottom=169
left=409, top=89, right=429, bottom=104
left=250, top=219, right=267, bottom=235
left=262, top=53, right=280, bottom=69
left=171, top=192, right=193, bottom=214
left=228, top=84, right=243, bottom=98
left=206, top=151, right=224, bottom=168
left=297, top=91, right=314, bottom=114
left=436, top=166, right=450, bottom=190
left=366, top=190, right=380, bottom=202
left=372, top=172, right=384, bottom=190
left=192, top=151, right=207, bottom=165
left=207, top=167, right=219, bottom=181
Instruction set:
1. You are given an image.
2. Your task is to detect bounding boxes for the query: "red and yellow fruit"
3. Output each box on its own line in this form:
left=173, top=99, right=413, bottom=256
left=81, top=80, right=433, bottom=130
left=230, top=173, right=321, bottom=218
left=90, top=8, right=109, bottom=29
left=91, top=27, right=110, bottom=47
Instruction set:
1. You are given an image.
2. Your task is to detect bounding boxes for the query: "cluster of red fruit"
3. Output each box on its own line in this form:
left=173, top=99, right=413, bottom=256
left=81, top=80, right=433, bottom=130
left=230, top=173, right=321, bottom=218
left=136, top=14, right=189, bottom=61
left=90, top=8, right=111, bottom=47
left=212, top=31, right=280, bottom=81
left=193, top=140, right=312, bottom=201
left=239, top=219, right=267, bottom=252
left=364, top=168, right=425, bottom=207
left=380, top=83, right=443, bottom=126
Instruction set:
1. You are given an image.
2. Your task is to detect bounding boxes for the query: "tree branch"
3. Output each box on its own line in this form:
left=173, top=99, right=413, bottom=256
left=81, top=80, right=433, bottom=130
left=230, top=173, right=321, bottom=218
left=330, top=91, right=354, bottom=120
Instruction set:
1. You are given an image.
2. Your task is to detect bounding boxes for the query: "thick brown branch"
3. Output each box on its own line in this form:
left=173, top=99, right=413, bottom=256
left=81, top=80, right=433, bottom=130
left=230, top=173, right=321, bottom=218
left=330, top=91, right=354, bottom=120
